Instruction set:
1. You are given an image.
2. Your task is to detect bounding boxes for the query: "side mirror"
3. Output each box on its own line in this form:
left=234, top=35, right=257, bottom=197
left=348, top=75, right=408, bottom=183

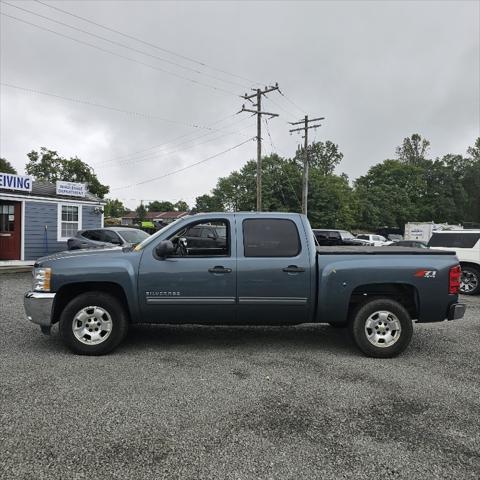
left=155, top=240, right=174, bottom=259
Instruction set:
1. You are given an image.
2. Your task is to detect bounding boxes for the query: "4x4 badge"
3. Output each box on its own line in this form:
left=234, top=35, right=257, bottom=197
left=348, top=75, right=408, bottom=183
left=415, top=270, right=437, bottom=278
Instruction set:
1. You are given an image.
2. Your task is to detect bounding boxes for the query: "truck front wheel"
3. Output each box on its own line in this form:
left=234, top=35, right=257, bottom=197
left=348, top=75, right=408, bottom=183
left=59, top=291, right=128, bottom=355
left=349, top=298, right=413, bottom=358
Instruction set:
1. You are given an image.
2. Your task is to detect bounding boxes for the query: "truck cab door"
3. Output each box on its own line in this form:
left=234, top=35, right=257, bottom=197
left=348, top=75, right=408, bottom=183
left=236, top=217, right=312, bottom=324
left=137, top=217, right=236, bottom=324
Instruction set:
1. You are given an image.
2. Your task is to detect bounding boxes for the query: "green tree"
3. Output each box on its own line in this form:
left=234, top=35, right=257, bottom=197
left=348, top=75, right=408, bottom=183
left=295, top=141, right=343, bottom=176
left=467, top=137, right=480, bottom=160
left=354, top=159, right=427, bottom=229
left=194, top=148, right=354, bottom=228
left=0, top=158, right=17, bottom=174
left=25, top=147, right=109, bottom=198
left=174, top=200, right=189, bottom=212
left=136, top=203, right=147, bottom=222
left=194, top=194, right=223, bottom=212
left=104, top=198, right=126, bottom=218
left=146, top=200, right=174, bottom=212
left=396, top=133, right=430, bottom=165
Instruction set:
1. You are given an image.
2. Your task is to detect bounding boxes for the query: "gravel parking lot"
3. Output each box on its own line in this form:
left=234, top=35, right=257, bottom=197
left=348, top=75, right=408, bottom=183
left=1, top=272, right=479, bottom=480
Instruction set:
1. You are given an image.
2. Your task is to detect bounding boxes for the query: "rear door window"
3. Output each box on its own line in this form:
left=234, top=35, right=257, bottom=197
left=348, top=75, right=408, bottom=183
left=243, top=219, right=301, bottom=257
left=428, top=233, right=480, bottom=248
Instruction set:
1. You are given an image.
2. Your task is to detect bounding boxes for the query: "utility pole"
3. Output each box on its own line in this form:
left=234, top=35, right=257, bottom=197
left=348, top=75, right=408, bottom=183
left=289, top=115, right=325, bottom=216
left=240, top=84, right=280, bottom=211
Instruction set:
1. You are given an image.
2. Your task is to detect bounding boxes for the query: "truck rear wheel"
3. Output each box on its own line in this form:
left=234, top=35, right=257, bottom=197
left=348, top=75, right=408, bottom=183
left=59, top=291, right=128, bottom=355
left=460, top=266, right=480, bottom=295
left=349, top=298, right=413, bottom=358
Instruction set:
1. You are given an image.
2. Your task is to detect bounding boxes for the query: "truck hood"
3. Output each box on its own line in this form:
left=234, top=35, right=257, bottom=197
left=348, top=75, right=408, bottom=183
left=35, top=247, right=129, bottom=266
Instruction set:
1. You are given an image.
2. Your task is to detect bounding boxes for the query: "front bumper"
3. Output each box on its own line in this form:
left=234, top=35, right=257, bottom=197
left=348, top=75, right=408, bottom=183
left=447, top=303, right=466, bottom=320
left=24, top=291, right=56, bottom=327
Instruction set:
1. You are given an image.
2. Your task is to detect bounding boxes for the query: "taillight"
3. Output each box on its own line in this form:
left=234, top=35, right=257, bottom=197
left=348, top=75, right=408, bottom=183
left=449, top=265, right=461, bottom=294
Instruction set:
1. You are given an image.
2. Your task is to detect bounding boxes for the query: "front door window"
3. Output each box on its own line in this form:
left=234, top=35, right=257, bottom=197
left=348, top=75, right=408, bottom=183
left=0, top=204, right=15, bottom=232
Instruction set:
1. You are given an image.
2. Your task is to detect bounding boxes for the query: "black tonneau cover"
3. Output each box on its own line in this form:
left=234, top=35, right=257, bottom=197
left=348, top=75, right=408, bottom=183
left=316, top=246, right=456, bottom=255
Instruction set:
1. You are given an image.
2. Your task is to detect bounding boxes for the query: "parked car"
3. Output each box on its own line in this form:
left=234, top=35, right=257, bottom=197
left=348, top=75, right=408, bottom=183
left=428, top=230, right=480, bottom=295
left=67, top=227, right=150, bottom=250
left=387, top=240, right=429, bottom=249
left=313, top=229, right=373, bottom=246
left=24, top=213, right=465, bottom=358
left=356, top=234, right=390, bottom=246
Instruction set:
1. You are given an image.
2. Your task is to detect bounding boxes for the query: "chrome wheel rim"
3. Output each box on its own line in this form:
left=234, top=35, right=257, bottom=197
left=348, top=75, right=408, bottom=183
left=460, top=271, right=479, bottom=294
left=364, top=310, right=401, bottom=348
left=72, top=306, right=113, bottom=345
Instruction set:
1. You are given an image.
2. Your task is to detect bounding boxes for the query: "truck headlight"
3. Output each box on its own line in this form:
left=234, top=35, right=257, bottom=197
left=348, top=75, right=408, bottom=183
left=33, top=267, right=52, bottom=292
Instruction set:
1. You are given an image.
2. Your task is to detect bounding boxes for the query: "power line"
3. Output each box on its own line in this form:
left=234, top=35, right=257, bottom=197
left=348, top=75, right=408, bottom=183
left=103, top=128, right=252, bottom=170
left=111, top=137, right=255, bottom=191
left=94, top=117, right=255, bottom=168
left=102, top=112, right=240, bottom=164
left=264, top=93, right=298, bottom=119
left=3, top=1, right=248, bottom=90
left=0, top=82, right=234, bottom=132
left=94, top=114, right=255, bottom=168
left=278, top=89, right=307, bottom=115
left=0, top=12, right=238, bottom=96
left=33, top=0, right=263, bottom=87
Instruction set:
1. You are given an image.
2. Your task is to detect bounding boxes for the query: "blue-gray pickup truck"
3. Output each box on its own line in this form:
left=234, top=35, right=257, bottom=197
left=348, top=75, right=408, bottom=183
left=24, top=212, right=466, bottom=357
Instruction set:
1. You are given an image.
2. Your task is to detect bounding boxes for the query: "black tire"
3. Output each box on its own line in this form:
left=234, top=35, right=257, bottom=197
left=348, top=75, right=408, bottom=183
left=349, top=298, right=413, bottom=358
left=59, top=291, right=128, bottom=355
left=460, top=265, right=480, bottom=295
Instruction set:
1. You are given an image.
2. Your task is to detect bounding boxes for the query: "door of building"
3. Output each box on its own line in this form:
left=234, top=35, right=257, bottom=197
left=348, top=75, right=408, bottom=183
left=0, top=201, right=21, bottom=260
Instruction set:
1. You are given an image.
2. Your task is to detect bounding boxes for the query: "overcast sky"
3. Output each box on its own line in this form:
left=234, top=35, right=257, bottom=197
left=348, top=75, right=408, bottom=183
left=1, top=0, right=479, bottom=209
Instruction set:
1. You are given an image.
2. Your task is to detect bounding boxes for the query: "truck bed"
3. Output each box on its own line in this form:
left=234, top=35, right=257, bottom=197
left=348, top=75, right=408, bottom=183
left=316, top=246, right=456, bottom=255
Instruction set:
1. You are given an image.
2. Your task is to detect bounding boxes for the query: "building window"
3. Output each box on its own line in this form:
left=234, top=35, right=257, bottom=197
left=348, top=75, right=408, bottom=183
left=58, top=204, right=82, bottom=241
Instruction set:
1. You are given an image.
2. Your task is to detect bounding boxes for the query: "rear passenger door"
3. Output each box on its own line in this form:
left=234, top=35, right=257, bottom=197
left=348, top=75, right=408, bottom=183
left=237, top=217, right=311, bottom=324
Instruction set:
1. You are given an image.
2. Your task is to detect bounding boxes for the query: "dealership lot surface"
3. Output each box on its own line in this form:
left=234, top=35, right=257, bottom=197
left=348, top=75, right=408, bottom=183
left=1, top=272, right=479, bottom=480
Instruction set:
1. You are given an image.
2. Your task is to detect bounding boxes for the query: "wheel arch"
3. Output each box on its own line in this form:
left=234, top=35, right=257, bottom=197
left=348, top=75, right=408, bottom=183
left=347, top=282, right=419, bottom=321
left=52, top=282, right=131, bottom=324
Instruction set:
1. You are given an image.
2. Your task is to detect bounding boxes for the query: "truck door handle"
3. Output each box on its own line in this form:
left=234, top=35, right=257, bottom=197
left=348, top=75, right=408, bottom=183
left=208, top=266, right=232, bottom=274
left=283, top=265, right=305, bottom=273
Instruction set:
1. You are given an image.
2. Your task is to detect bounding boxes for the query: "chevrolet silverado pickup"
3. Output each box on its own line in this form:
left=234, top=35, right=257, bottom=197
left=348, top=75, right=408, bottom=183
left=24, top=213, right=466, bottom=357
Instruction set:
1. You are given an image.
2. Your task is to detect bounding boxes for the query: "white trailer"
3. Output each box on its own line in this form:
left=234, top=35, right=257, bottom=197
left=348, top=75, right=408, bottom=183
left=404, top=222, right=463, bottom=242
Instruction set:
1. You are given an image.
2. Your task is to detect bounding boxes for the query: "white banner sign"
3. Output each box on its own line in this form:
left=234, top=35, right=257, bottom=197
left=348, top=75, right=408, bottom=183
left=56, top=181, right=86, bottom=197
left=0, top=172, right=32, bottom=192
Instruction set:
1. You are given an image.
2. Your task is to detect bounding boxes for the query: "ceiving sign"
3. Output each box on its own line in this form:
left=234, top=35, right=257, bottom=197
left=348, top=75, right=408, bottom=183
left=0, top=172, right=33, bottom=192
left=56, top=181, right=86, bottom=197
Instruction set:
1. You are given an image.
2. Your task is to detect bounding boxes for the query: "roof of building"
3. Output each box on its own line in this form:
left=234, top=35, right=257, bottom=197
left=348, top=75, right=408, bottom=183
left=122, top=211, right=189, bottom=220
left=0, top=180, right=104, bottom=203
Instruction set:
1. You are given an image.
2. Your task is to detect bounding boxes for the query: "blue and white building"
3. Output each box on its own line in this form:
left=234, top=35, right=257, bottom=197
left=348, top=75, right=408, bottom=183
left=0, top=172, right=104, bottom=262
